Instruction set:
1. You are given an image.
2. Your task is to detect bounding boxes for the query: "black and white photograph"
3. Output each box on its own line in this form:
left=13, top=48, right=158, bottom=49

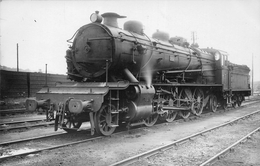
left=1, top=0, right=260, bottom=165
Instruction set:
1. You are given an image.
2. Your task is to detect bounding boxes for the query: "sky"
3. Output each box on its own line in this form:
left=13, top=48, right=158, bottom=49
left=1, top=0, right=260, bottom=81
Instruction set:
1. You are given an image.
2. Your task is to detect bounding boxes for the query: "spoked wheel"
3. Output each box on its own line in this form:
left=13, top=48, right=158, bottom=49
left=94, top=104, right=117, bottom=136
left=178, top=88, right=192, bottom=119
left=165, top=110, right=178, bottom=122
left=237, top=95, right=243, bottom=107
left=191, top=88, right=204, bottom=116
left=62, top=114, right=82, bottom=133
left=157, top=99, right=167, bottom=122
left=47, top=110, right=54, bottom=121
left=47, top=104, right=55, bottom=121
left=144, top=113, right=158, bottom=127
left=209, top=95, right=218, bottom=112
left=232, top=95, right=238, bottom=108
left=178, top=110, right=190, bottom=119
left=222, top=99, right=228, bottom=110
left=163, top=96, right=177, bottom=122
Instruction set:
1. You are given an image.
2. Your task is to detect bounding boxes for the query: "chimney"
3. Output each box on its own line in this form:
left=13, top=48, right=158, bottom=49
left=101, top=12, right=126, bottom=28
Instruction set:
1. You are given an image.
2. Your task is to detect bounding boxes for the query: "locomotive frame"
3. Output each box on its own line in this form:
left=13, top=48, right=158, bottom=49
left=25, top=11, right=251, bottom=136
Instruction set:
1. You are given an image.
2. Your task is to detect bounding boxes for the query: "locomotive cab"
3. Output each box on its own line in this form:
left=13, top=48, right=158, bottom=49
left=202, top=48, right=251, bottom=106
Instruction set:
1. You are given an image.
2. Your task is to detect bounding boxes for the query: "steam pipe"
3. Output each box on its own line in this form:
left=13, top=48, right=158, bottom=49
left=123, top=68, right=138, bottom=83
left=106, top=60, right=109, bottom=85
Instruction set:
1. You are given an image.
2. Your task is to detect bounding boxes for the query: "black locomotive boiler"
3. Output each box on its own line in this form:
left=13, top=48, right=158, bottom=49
left=26, top=11, right=251, bottom=136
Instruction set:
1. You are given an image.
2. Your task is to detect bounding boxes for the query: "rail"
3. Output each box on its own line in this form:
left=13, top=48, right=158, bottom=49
left=0, top=120, right=53, bottom=131
left=199, top=126, right=260, bottom=166
left=0, top=99, right=259, bottom=161
left=109, top=109, right=260, bottom=166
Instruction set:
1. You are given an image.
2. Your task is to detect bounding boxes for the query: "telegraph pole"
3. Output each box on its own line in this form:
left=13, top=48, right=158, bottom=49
left=252, top=54, right=254, bottom=96
left=45, top=64, right=48, bottom=87
left=17, top=43, right=19, bottom=72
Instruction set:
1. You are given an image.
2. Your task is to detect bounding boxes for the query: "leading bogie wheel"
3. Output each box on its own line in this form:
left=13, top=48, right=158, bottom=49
left=47, top=105, right=55, bottom=121
left=94, top=104, right=117, bottom=136
left=144, top=113, right=158, bottom=127
left=62, top=117, right=82, bottom=133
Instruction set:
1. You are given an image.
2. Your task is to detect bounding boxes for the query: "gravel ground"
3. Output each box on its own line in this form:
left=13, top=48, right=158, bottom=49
left=0, top=124, right=56, bottom=142
left=0, top=114, right=54, bottom=142
left=132, top=110, right=260, bottom=166
left=0, top=114, right=45, bottom=123
left=213, top=131, right=260, bottom=166
left=0, top=112, right=47, bottom=126
left=0, top=102, right=259, bottom=166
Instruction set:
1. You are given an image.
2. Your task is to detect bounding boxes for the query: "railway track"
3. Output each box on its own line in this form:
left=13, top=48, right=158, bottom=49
left=199, top=126, right=260, bottom=166
left=0, top=108, right=29, bottom=114
left=109, top=109, right=260, bottom=166
left=0, top=135, right=104, bottom=161
left=0, top=118, right=47, bottom=126
left=0, top=125, right=121, bottom=160
left=0, top=131, right=66, bottom=146
left=0, top=98, right=258, bottom=132
left=0, top=99, right=259, bottom=162
left=0, top=119, right=53, bottom=131
left=1, top=96, right=259, bottom=115
left=0, top=98, right=257, bottom=135
left=0, top=99, right=257, bottom=146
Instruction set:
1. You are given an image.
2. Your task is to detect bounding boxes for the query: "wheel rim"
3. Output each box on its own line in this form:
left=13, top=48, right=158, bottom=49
left=163, top=95, right=177, bottom=123
left=237, top=95, right=242, bottom=107
left=158, top=112, right=167, bottom=121
left=94, top=104, right=117, bottom=136
left=222, top=99, right=228, bottom=110
left=232, top=95, right=238, bottom=108
left=46, top=104, right=55, bottom=121
left=178, top=110, right=190, bottom=119
left=48, top=111, right=54, bottom=120
left=165, top=110, right=177, bottom=122
left=47, top=108, right=54, bottom=121
left=62, top=112, right=82, bottom=133
left=210, top=95, right=218, bottom=112
left=144, top=113, right=158, bottom=127
left=191, top=88, right=204, bottom=116
left=63, top=118, right=82, bottom=129
left=178, top=88, right=192, bottom=119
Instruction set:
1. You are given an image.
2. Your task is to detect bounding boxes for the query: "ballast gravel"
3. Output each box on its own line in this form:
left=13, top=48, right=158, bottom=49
left=0, top=102, right=260, bottom=166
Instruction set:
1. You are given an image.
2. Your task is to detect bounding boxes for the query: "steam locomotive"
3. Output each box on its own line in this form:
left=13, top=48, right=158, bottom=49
left=26, top=11, right=251, bottom=136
